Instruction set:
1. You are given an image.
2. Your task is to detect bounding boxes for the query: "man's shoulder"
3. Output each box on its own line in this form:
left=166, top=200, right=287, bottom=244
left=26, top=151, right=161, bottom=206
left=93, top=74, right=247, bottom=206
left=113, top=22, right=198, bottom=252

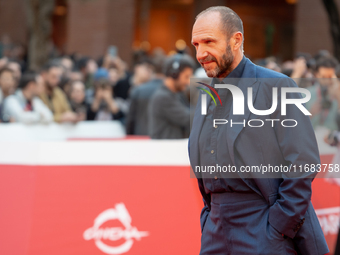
left=53, top=86, right=67, bottom=97
left=2, top=93, right=22, bottom=113
left=143, top=78, right=164, bottom=88
left=254, top=64, right=288, bottom=79
left=243, top=58, right=294, bottom=87
left=149, top=85, right=173, bottom=104
left=143, top=81, right=163, bottom=95
left=4, top=94, right=17, bottom=101
left=3, top=94, right=18, bottom=106
left=131, top=79, right=163, bottom=98
left=249, top=63, right=297, bottom=88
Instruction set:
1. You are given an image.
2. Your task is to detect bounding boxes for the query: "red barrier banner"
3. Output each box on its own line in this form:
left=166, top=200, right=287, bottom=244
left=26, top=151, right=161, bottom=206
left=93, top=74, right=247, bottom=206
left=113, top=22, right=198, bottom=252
left=0, top=139, right=339, bottom=255
left=0, top=165, right=202, bottom=255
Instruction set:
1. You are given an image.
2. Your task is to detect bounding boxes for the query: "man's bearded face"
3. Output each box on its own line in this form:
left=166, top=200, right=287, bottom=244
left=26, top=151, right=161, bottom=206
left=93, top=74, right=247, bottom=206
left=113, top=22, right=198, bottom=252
left=199, top=43, right=234, bottom=78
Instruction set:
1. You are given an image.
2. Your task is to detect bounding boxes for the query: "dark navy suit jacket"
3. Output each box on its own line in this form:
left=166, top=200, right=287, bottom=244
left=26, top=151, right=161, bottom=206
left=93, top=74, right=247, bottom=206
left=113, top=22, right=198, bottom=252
left=188, top=58, right=329, bottom=255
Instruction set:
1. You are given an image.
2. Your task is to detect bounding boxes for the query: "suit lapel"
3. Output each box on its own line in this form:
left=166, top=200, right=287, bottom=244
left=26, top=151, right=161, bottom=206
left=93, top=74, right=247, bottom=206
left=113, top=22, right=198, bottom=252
left=189, top=89, right=211, bottom=178
left=191, top=60, right=259, bottom=169
left=189, top=84, right=213, bottom=208
left=224, top=59, right=263, bottom=195
left=190, top=59, right=263, bottom=198
left=223, top=59, right=258, bottom=166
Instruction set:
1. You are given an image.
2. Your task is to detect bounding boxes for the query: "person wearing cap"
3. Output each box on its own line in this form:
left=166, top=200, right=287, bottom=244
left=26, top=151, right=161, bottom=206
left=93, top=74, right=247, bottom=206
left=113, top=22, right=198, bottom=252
left=87, top=68, right=122, bottom=121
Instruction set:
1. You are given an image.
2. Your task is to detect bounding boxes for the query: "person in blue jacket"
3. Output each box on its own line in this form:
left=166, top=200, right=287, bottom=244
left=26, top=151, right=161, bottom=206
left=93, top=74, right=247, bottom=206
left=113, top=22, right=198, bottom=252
left=189, top=6, right=329, bottom=255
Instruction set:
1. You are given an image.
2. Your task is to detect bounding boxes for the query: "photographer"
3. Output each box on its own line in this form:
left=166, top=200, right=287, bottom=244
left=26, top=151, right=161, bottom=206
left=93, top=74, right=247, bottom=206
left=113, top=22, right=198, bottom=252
left=87, top=75, right=122, bottom=121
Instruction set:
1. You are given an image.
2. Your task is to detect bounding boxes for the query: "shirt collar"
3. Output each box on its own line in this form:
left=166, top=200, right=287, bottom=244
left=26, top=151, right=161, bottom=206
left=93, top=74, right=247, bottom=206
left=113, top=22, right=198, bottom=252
left=211, top=56, right=246, bottom=86
left=225, top=56, right=246, bottom=79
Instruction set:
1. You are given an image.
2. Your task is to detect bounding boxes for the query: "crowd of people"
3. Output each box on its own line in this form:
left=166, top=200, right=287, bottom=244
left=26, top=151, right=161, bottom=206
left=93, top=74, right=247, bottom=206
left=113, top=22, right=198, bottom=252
left=262, top=51, right=340, bottom=134
left=0, top=37, right=162, bottom=126
left=1, top=34, right=340, bottom=140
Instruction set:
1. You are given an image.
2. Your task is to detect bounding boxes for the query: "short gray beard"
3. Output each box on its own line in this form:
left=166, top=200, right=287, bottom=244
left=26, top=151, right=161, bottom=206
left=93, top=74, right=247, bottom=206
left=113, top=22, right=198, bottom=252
left=204, top=44, right=234, bottom=78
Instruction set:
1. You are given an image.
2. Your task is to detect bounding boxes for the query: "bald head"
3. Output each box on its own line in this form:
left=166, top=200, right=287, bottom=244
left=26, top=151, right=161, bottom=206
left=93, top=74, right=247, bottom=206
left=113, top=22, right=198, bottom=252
left=192, top=6, right=244, bottom=78
left=196, top=6, right=244, bottom=49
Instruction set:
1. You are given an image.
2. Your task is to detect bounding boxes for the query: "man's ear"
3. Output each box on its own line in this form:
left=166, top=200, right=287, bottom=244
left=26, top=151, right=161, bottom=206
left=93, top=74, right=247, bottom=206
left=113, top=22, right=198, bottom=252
left=232, top=32, right=243, bottom=51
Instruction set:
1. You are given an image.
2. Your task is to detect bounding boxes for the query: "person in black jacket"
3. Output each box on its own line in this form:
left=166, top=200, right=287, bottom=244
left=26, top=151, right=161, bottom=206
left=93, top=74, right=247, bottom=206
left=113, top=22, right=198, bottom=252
left=148, top=54, right=195, bottom=139
left=126, top=56, right=165, bottom=135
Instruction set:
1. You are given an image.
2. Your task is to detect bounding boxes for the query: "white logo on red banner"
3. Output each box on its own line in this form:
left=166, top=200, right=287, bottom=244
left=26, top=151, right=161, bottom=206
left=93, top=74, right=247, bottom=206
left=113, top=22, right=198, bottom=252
left=83, top=203, right=149, bottom=254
